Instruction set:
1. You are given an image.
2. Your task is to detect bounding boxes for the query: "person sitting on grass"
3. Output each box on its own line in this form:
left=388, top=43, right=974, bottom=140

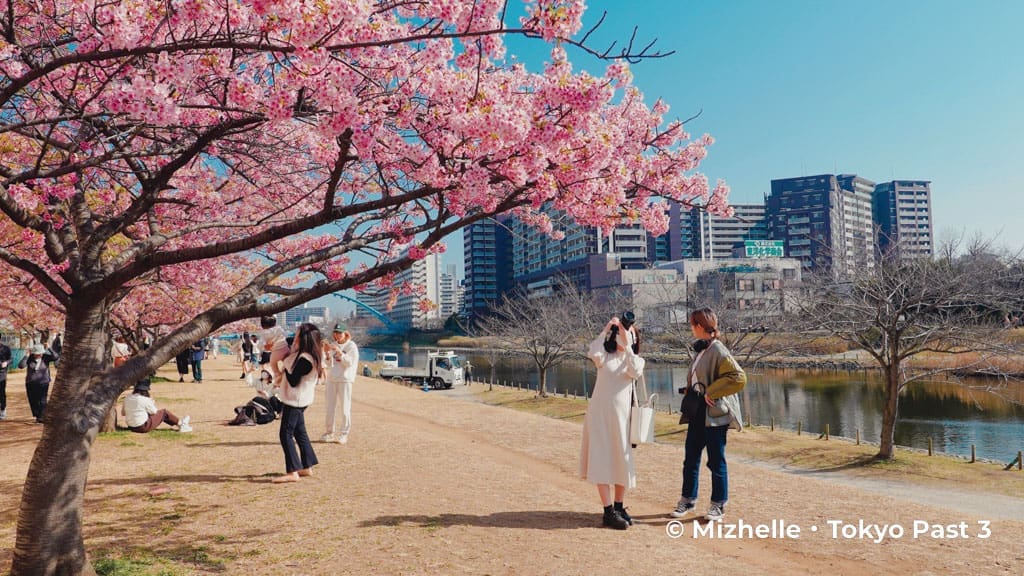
left=122, top=379, right=192, bottom=433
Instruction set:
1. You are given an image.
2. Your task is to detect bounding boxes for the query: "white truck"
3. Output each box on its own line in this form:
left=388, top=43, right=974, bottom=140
left=378, top=351, right=464, bottom=389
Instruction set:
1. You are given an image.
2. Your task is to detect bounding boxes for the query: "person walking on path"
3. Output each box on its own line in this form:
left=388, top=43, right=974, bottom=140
left=670, top=308, right=747, bottom=522
left=209, top=336, right=220, bottom=359
left=272, top=322, right=323, bottom=483
left=174, top=348, right=191, bottom=383
left=240, top=332, right=255, bottom=381
left=190, top=338, right=207, bottom=383
left=121, top=379, right=191, bottom=433
left=18, top=343, right=58, bottom=423
left=321, top=323, right=358, bottom=444
left=579, top=313, right=645, bottom=530
left=0, top=340, right=11, bottom=420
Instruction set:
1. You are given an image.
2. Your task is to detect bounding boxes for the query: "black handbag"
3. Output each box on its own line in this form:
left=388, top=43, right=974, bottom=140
left=679, top=389, right=704, bottom=424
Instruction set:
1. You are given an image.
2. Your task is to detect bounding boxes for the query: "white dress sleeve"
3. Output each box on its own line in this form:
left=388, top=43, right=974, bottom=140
left=588, top=332, right=608, bottom=368
left=621, top=346, right=645, bottom=380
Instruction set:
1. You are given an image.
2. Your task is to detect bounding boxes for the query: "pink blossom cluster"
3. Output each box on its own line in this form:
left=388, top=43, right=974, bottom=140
left=522, top=0, right=587, bottom=42
left=0, top=0, right=728, bottom=337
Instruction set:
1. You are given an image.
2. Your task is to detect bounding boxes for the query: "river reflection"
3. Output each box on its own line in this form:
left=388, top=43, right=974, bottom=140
left=363, top=348, right=1024, bottom=462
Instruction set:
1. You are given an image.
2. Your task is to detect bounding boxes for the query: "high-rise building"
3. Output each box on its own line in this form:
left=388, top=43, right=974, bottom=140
left=283, top=304, right=329, bottom=329
left=648, top=202, right=684, bottom=262
left=463, top=217, right=513, bottom=321
left=389, top=250, right=442, bottom=329
left=438, top=264, right=461, bottom=319
left=510, top=210, right=653, bottom=296
left=873, top=180, right=933, bottom=260
left=766, top=174, right=876, bottom=276
left=678, top=203, right=768, bottom=260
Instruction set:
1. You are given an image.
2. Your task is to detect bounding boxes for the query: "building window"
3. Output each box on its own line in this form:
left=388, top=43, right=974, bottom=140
left=737, top=279, right=755, bottom=291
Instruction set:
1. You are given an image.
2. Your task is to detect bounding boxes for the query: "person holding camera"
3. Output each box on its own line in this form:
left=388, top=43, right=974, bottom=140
left=670, top=308, right=746, bottom=522
left=579, top=312, right=645, bottom=530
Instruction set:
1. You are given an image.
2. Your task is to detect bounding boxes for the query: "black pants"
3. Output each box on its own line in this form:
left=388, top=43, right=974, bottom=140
left=279, top=404, right=318, bottom=473
left=0, top=377, right=7, bottom=411
left=26, top=382, right=48, bottom=420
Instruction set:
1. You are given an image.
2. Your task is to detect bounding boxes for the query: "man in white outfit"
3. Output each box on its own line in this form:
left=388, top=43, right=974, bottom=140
left=321, top=322, right=358, bottom=444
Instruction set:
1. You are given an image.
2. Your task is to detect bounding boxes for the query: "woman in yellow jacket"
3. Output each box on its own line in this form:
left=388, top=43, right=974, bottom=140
left=670, top=308, right=747, bottom=522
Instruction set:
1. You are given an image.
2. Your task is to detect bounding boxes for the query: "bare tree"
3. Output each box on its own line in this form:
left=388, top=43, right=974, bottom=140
left=478, top=278, right=604, bottom=396
left=793, top=243, right=1022, bottom=459
left=637, top=267, right=798, bottom=365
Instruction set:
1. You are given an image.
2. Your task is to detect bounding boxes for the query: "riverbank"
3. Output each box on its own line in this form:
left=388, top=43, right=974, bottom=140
left=428, top=339, right=1024, bottom=377
left=3, top=357, right=1022, bottom=574
left=460, top=383, right=1024, bottom=502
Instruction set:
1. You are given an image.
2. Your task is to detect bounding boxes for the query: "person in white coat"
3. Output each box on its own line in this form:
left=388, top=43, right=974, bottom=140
left=321, top=322, right=358, bottom=444
left=579, top=313, right=645, bottom=530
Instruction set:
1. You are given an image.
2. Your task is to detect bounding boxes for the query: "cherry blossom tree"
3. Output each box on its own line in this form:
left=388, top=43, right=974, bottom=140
left=0, top=1, right=731, bottom=573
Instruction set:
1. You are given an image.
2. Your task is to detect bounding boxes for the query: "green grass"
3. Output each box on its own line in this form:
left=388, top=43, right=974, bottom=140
left=98, top=429, right=187, bottom=442
left=93, top=553, right=180, bottom=576
left=91, top=542, right=233, bottom=575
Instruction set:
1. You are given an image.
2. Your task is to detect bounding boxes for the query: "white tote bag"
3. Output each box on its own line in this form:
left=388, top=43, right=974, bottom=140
left=629, top=375, right=657, bottom=445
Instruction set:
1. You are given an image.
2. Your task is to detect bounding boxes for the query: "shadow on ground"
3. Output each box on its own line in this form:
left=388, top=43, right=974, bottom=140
left=783, top=455, right=880, bottom=474
left=360, top=510, right=601, bottom=530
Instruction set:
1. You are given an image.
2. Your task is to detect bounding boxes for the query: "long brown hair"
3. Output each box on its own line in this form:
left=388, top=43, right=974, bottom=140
left=293, top=323, right=325, bottom=379
left=690, top=308, right=719, bottom=340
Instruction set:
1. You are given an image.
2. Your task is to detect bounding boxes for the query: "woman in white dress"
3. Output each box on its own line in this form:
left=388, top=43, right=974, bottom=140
left=580, top=313, right=645, bottom=530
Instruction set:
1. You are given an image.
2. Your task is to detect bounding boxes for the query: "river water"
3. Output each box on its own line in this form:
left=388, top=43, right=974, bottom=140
left=362, top=347, right=1024, bottom=463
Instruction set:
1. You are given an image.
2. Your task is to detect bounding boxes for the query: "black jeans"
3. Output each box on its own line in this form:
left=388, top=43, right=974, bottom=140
left=279, top=404, right=318, bottom=473
left=26, top=382, right=48, bottom=420
left=0, top=377, right=6, bottom=411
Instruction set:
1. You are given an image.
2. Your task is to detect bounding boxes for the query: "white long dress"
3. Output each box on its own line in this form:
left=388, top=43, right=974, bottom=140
left=579, top=330, right=645, bottom=488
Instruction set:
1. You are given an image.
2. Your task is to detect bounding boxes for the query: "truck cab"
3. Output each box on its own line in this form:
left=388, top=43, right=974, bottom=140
left=378, top=350, right=464, bottom=389
left=375, top=352, right=399, bottom=368
left=425, top=351, right=463, bottom=389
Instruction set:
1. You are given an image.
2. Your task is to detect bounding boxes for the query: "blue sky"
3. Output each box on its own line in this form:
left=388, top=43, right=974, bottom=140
left=330, top=0, right=1024, bottom=316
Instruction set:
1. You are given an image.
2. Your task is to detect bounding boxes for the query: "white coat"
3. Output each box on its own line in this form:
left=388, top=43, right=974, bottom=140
left=579, top=329, right=645, bottom=488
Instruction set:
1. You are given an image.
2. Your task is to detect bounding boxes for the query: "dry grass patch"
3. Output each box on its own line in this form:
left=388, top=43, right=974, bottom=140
left=472, top=385, right=1024, bottom=500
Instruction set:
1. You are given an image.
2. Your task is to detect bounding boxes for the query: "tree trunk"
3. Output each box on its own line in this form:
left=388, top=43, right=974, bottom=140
left=538, top=368, right=547, bottom=397
left=11, top=303, right=113, bottom=576
left=99, top=405, right=117, bottom=433
left=876, top=365, right=901, bottom=460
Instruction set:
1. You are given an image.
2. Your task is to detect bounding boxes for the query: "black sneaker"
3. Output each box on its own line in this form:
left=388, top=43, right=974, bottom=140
left=615, top=504, right=633, bottom=525
left=602, top=508, right=629, bottom=530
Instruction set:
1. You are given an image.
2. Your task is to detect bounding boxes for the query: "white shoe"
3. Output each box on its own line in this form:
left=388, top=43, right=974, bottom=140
left=178, top=416, right=192, bottom=433
left=336, top=435, right=348, bottom=444
left=669, top=498, right=696, bottom=518
left=706, top=502, right=725, bottom=521
left=0, top=409, right=6, bottom=420
left=319, top=433, right=335, bottom=443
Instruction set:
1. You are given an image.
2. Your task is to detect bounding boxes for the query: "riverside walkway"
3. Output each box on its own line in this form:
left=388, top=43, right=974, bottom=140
left=1, top=356, right=1021, bottom=574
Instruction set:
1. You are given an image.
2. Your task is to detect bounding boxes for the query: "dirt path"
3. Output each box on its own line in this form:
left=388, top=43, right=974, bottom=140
left=1, top=357, right=1022, bottom=575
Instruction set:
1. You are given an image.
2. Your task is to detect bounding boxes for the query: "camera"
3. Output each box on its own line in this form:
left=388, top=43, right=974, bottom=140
left=619, top=311, right=635, bottom=330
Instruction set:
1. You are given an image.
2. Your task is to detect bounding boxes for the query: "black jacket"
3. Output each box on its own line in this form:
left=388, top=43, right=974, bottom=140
left=0, top=344, right=11, bottom=379
left=19, top=351, right=58, bottom=386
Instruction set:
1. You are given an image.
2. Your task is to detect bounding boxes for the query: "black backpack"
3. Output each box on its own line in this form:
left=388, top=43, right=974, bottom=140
left=248, top=396, right=278, bottom=425
left=228, top=396, right=280, bottom=426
